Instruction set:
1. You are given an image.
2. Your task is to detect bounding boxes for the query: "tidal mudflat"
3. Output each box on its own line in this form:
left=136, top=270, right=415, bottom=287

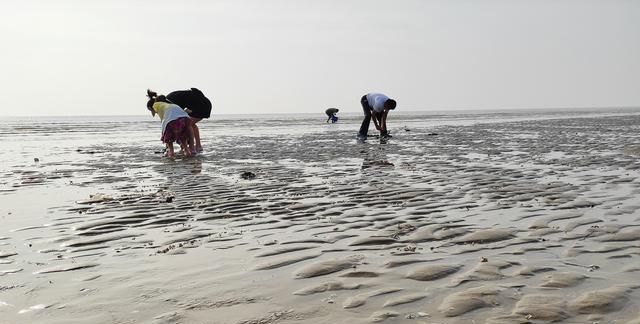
left=1, top=110, right=640, bottom=323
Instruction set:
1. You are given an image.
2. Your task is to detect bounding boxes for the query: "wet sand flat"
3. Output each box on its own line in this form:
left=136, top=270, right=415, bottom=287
left=1, top=110, right=640, bottom=323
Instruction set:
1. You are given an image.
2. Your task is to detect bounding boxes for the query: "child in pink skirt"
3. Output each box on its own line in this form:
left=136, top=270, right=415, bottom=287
left=146, top=90, right=195, bottom=157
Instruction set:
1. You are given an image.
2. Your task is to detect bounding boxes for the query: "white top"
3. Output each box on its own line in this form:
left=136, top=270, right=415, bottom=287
left=366, top=93, right=390, bottom=113
left=153, top=102, right=189, bottom=135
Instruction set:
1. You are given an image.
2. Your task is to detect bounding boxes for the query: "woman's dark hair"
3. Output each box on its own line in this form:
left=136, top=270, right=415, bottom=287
left=146, top=89, right=158, bottom=111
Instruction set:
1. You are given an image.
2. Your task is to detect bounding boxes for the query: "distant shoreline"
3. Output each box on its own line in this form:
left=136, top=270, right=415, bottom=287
left=1, top=106, right=639, bottom=119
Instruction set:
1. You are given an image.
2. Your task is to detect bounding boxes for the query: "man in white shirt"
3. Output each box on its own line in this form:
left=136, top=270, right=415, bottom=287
left=357, top=93, right=397, bottom=140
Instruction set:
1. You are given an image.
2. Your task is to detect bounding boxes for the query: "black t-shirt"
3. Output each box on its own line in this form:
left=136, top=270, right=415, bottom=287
left=166, top=88, right=212, bottom=119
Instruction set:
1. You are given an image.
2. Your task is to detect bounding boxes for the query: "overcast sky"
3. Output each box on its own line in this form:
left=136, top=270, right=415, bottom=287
left=1, top=0, right=639, bottom=116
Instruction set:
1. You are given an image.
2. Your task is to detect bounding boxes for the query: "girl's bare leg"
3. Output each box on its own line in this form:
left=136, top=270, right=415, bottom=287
left=187, top=124, right=196, bottom=154
left=166, top=143, right=175, bottom=158
left=190, top=117, right=203, bottom=152
left=180, top=141, right=191, bottom=156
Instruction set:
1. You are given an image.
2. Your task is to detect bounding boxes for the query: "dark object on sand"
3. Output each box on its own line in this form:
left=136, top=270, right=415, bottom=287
left=427, top=133, right=438, bottom=136
left=241, top=171, right=256, bottom=180
left=34, top=158, right=39, bottom=162
left=165, top=196, right=174, bottom=203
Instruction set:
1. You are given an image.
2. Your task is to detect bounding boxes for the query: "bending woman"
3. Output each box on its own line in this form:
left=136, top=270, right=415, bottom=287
left=148, top=88, right=212, bottom=152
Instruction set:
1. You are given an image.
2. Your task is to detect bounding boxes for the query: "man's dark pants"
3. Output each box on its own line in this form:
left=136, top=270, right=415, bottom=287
left=358, top=95, right=372, bottom=138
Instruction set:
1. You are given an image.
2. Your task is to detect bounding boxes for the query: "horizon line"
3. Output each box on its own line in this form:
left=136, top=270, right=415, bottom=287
left=1, top=105, right=639, bottom=118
